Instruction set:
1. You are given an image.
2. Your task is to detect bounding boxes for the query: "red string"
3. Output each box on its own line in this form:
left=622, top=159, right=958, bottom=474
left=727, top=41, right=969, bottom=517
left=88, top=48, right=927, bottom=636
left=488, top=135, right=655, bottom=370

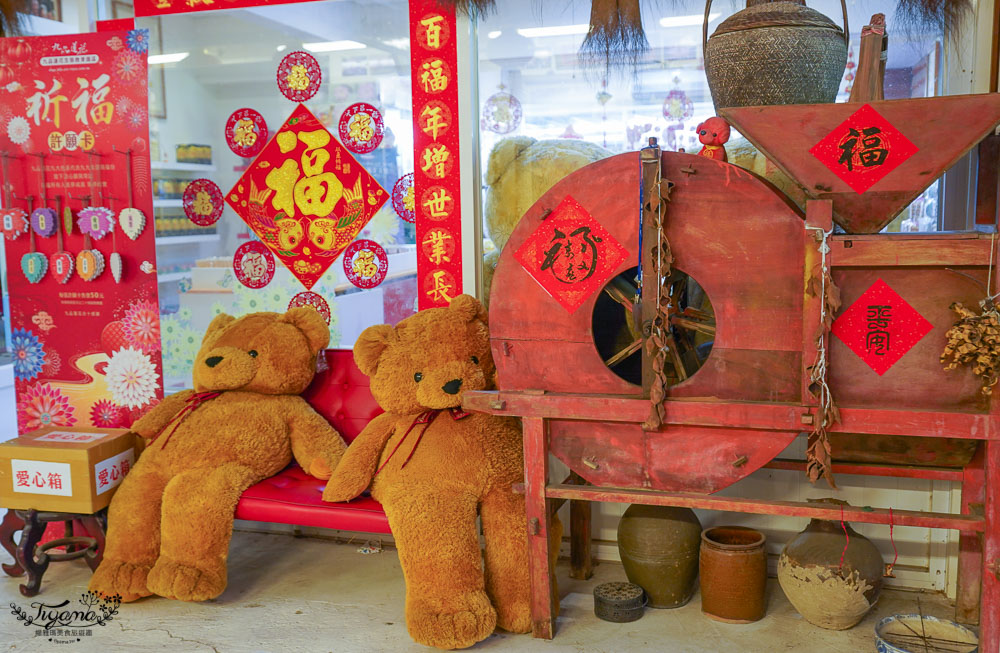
left=886, top=507, right=898, bottom=577
left=151, top=391, right=221, bottom=448
left=838, top=503, right=850, bottom=575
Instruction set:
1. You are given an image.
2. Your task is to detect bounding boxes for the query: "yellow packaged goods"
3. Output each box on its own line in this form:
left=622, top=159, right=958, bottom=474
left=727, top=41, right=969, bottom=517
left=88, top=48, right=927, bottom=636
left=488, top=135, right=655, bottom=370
left=0, top=427, right=143, bottom=513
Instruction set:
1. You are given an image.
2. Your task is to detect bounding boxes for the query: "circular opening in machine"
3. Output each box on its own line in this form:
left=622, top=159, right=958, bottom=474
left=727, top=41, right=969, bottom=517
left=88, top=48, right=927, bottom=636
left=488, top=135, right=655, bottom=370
left=592, top=266, right=715, bottom=386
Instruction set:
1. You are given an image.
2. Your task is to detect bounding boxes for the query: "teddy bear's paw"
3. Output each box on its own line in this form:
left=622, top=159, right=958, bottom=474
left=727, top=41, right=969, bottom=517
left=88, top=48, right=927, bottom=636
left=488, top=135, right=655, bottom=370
left=88, top=560, right=152, bottom=603
left=407, top=591, right=498, bottom=650
left=494, top=598, right=532, bottom=634
left=146, top=558, right=226, bottom=602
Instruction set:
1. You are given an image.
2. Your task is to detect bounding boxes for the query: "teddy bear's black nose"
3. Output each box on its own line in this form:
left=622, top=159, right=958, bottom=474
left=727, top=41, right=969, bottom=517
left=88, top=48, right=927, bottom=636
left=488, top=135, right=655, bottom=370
left=442, top=379, right=462, bottom=395
left=205, top=356, right=223, bottom=368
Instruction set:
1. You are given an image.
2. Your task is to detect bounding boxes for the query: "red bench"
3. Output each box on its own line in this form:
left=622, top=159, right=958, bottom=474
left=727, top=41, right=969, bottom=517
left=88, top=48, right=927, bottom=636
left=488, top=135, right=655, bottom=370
left=234, top=348, right=391, bottom=534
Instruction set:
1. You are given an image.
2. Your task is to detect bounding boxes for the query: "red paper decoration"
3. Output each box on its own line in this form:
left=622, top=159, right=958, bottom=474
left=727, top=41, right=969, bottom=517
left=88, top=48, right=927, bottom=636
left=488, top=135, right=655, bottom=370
left=809, top=104, right=918, bottom=194
left=831, top=278, right=933, bottom=376
left=338, top=102, right=384, bottom=154
left=514, top=194, right=629, bottom=313
left=183, top=179, right=224, bottom=225
left=288, top=291, right=330, bottom=324
left=1, top=208, right=28, bottom=240
left=233, top=240, right=276, bottom=289
left=391, top=173, right=415, bottom=223
left=225, top=103, right=388, bottom=290
left=225, top=107, right=268, bottom=158
left=343, top=239, right=388, bottom=289
left=277, top=51, right=321, bottom=102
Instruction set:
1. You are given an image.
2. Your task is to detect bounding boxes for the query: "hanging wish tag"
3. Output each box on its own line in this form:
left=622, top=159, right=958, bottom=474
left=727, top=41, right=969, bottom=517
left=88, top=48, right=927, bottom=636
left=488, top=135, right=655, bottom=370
left=30, top=208, right=57, bottom=237
left=2, top=208, right=28, bottom=240
left=110, top=252, right=123, bottom=283
left=21, top=252, right=48, bottom=283
left=62, top=206, right=74, bottom=237
left=50, top=251, right=74, bottom=284
left=78, top=207, right=115, bottom=240
left=77, top=249, right=105, bottom=282
left=118, top=208, right=145, bottom=240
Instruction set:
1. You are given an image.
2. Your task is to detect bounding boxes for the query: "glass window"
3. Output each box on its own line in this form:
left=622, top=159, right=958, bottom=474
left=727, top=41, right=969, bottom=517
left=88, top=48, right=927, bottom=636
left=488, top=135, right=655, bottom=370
left=119, top=1, right=418, bottom=389
left=477, top=0, right=947, bottom=238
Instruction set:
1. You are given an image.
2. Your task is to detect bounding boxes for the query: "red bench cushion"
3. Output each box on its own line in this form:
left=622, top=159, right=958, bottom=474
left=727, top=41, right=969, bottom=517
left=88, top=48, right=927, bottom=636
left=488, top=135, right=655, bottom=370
left=234, top=349, right=390, bottom=533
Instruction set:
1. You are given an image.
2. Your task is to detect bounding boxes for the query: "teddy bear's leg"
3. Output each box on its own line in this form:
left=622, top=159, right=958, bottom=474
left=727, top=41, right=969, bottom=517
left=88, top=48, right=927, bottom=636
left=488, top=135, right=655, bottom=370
left=88, top=464, right=170, bottom=602
left=480, top=484, right=533, bottom=633
left=383, top=491, right=497, bottom=649
left=146, top=463, right=257, bottom=602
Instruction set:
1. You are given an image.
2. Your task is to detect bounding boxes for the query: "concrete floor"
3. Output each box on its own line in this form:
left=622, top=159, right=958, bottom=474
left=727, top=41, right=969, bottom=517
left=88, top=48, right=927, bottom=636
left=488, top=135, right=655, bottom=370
left=1, top=529, right=965, bottom=653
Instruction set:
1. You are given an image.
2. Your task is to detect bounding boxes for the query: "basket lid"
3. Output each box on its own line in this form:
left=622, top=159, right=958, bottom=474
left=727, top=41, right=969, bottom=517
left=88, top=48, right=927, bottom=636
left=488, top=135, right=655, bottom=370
left=711, top=1, right=844, bottom=37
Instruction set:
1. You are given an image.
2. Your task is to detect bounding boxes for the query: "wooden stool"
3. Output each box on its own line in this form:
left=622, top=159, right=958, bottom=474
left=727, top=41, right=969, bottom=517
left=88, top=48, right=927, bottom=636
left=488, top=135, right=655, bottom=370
left=0, top=508, right=106, bottom=597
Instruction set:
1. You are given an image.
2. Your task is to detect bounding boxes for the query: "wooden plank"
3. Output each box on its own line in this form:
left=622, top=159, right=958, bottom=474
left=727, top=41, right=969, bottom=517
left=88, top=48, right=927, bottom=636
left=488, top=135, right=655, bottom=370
left=464, top=390, right=998, bottom=440
left=976, top=134, right=1000, bottom=226
left=982, top=440, right=1000, bottom=651
left=569, top=497, right=593, bottom=580
left=545, top=484, right=984, bottom=533
left=763, top=458, right=964, bottom=482
left=956, top=443, right=985, bottom=624
left=522, top=418, right=554, bottom=639
left=720, top=94, right=1000, bottom=233
left=830, top=236, right=994, bottom=267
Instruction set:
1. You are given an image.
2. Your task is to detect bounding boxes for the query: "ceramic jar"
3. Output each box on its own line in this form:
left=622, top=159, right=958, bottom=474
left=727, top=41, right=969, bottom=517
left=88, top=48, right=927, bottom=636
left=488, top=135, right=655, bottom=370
left=699, top=526, right=767, bottom=623
left=617, top=505, right=702, bottom=608
left=778, top=510, right=884, bottom=630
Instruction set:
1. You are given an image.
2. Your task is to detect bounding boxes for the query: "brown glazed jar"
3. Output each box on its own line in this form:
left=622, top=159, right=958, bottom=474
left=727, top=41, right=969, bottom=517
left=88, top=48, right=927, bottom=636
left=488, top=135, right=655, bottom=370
left=617, top=505, right=702, bottom=608
left=699, top=526, right=767, bottom=623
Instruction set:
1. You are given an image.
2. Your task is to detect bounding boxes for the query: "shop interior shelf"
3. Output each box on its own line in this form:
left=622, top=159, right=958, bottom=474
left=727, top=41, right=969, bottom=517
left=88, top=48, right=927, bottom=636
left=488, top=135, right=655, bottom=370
left=155, top=234, right=220, bottom=245
left=150, top=161, right=217, bottom=173
left=153, top=199, right=184, bottom=208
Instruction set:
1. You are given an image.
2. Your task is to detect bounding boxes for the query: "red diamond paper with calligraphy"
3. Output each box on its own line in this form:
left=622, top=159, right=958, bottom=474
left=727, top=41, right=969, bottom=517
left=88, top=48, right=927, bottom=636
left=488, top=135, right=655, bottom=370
left=809, top=104, right=919, bottom=194
left=514, top=195, right=629, bottom=313
left=225, top=103, right=388, bottom=290
left=831, top=278, right=933, bottom=376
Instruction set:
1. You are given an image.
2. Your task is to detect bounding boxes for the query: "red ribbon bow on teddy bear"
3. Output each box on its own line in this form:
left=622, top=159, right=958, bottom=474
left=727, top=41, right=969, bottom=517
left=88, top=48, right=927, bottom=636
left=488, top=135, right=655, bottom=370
left=374, top=407, right=469, bottom=475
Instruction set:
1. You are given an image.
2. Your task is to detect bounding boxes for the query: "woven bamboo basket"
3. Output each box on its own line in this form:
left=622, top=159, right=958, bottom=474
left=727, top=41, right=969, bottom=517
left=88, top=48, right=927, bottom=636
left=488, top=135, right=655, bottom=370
left=703, top=0, right=849, bottom=110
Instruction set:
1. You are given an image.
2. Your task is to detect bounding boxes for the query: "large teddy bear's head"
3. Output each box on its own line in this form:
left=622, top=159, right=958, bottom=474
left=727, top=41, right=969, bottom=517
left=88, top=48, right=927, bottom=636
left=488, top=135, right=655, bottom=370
left=353, top=295, right=493, bottom=414
left=193, top=307, right=330, bottom=395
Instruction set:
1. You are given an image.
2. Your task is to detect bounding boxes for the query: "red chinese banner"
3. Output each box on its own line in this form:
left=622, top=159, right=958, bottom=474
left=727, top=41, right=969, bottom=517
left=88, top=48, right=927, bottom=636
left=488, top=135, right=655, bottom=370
left=410, top=0, right=463, bottom=309
left=134, top=0, right=322, bottom=17
left=0, top=31, right=162, bottom=434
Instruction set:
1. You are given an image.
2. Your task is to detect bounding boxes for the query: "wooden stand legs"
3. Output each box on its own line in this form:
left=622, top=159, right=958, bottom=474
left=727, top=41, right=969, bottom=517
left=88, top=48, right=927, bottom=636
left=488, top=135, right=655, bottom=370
left=569, top=497, right=593, bottom=580
left=1, top=509, right=106, bottom=597
left=957, top=443, right=985, bottom=624
left=523, top=417, right=555, bottom=639
left=981, top=440, right=999, bottom=652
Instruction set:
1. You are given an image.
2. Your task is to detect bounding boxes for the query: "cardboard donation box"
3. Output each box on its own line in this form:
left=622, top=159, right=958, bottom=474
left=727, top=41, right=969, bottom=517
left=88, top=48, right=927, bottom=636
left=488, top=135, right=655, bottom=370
left=0, top=427, right=143, bottom=513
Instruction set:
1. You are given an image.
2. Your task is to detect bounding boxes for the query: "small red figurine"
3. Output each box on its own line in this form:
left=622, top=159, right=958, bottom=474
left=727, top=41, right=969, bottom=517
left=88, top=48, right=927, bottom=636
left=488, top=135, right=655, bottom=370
left=696, top=117, right=731, bottom=162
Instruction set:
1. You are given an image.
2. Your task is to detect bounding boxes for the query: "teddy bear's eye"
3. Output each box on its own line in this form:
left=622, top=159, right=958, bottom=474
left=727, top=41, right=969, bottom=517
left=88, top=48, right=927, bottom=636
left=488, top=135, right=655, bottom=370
left=414, top=372, right=423, bottom=382
left=248, top=350, right=258, bottom=358
left=471, top=356, right=479, bottom=365
left=712, top=133, right=717, bottom=137
left=700, top=130, right=706, bottom=135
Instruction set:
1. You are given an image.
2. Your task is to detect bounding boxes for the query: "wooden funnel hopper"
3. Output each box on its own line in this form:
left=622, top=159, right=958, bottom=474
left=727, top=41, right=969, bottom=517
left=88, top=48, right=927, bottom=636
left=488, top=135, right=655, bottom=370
left=720, top=94, right=1000, bottom=233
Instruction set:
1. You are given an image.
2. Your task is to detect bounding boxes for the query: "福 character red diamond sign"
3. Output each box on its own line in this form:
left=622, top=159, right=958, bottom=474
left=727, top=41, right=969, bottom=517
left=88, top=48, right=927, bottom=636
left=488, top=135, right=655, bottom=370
left=809, top=104, right=918, bottom=194
left=831, top=279, right=933, bottom=376
left=514, top=195, right=629, bottom=313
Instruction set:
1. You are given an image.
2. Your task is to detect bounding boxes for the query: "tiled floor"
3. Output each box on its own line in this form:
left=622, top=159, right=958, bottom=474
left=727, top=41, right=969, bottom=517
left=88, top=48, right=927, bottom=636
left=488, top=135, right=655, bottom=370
left=0, top=529, right=966, bottom=652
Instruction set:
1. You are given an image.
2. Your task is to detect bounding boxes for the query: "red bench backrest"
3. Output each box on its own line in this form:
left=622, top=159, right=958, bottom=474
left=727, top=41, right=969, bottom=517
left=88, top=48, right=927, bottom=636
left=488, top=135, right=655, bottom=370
left=301, top=349, right=383, bottom=443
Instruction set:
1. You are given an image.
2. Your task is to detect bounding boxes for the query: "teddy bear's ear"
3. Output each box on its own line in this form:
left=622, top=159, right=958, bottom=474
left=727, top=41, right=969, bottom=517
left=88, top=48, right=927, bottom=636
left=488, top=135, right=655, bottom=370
left=204, top=313, right=236, bottom=343
left=449, top=294, right=488, bottom=324
left=354, top=324, right=395, bottom=377
left=280, top=307, right=330, bottom=352
left=485, top=136, right=536, bottom=186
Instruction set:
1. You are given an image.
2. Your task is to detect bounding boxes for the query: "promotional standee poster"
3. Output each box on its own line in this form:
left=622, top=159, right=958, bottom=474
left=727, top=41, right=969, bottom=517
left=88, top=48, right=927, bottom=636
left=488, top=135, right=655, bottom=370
left=1, top=31, right=163, bottom=435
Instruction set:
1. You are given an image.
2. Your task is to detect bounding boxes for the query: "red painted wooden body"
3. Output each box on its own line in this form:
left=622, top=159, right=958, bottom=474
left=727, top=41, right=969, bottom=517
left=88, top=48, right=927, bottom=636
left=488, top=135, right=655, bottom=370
left=476, top=95, right=1000, bottom=645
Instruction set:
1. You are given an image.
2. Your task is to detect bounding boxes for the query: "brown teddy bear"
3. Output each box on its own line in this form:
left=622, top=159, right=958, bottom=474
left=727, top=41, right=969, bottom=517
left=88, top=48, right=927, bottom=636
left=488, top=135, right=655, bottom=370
left=89, top=308, right=346, bottom=603
left=322, top=294, right=537, bottom=650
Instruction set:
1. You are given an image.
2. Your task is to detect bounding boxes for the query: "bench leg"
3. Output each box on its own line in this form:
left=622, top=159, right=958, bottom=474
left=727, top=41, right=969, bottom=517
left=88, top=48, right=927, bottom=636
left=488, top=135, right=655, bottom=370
left=16, top=509, right=49, bottom=597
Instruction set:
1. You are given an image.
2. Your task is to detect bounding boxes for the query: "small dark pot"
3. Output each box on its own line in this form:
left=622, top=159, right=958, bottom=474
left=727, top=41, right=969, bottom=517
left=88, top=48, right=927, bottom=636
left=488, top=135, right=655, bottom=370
left=618, top=505, right=702, bottom=608
left=699, top=526, right=767, bottom=623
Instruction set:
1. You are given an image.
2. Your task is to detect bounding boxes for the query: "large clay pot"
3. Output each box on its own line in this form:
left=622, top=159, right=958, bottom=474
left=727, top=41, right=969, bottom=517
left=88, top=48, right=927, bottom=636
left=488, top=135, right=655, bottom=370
left=778, top=503, right=884, bottom=630
left=703, top=0, right=848, bottom=109
left=617, top=505, right=702, bottom=608
left=699, top=526, right=767, bottom=623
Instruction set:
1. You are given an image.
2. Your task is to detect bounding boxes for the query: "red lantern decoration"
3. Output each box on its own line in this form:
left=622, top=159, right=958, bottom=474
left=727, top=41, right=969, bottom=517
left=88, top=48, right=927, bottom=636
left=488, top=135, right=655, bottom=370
left=9, top=39, right=32, bottom=64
